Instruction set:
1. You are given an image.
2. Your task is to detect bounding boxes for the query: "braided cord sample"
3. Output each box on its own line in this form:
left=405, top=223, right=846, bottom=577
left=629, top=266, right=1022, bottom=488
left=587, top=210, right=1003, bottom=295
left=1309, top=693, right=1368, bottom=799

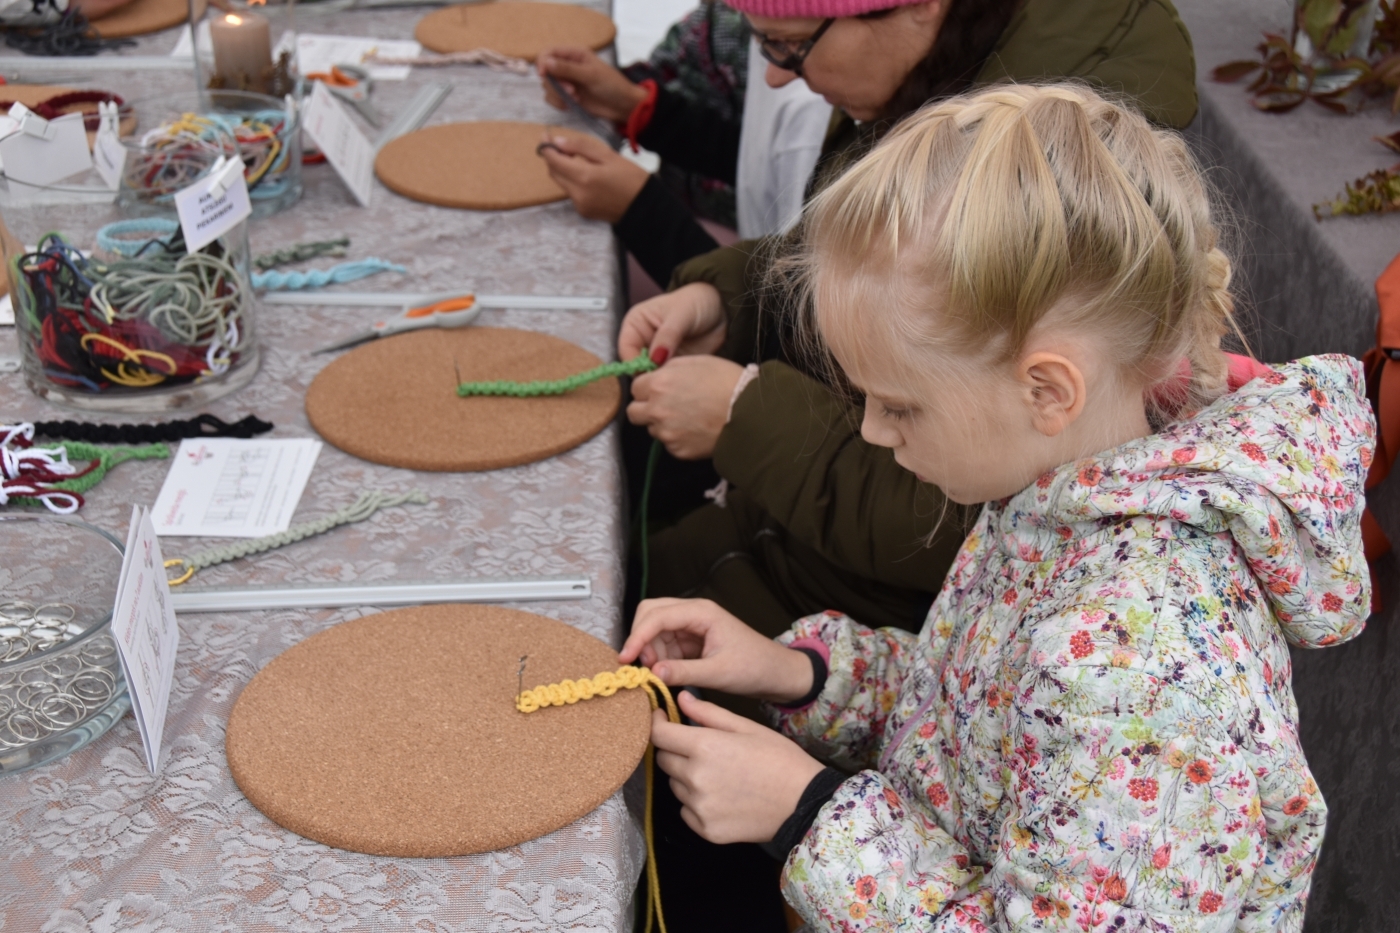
left=32, top=414, right=274, bottom=444
left=516, top=665, right=679, bottom=933
left=251, top=259, right=405, bottom=291
left=254, top=238, right=350, bottom=270
left=47, top=441, right=170, bottom=495
left=456, top=349, right=657, bottom=397
left=166, top=489, right=430, bottom=584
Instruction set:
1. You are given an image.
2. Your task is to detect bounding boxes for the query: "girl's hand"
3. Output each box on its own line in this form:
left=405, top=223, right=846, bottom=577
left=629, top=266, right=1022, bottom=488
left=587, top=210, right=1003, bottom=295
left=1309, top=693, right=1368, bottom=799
left=617, top=282, right=726, bottom=363
left=628, top=355, right=744, bottom=459
left=652, top=691, right=826, bottom=844
left=537, top=46, right=648, bottom=124
left=621, top=598, right=814, bottom=703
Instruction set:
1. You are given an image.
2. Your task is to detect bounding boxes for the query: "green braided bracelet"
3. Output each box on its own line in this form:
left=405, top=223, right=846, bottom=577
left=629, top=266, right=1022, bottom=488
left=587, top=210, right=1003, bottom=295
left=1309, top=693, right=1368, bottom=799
left=49, top=441, right=170, bottom=495
left=456, top=349, right=657, bottom=397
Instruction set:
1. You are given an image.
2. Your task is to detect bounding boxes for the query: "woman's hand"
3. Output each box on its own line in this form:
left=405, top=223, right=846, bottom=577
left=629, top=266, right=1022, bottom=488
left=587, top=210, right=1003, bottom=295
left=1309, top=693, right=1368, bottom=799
left=652, top=691, right=826, bottom=844
left=621, top=598, right=814, bottom=703
left=628, top=355, right=744, bottom=459
left=538, top=133, right=649, bottom=223
left=618, top=282, right=727, bottom=362
left=537, top=46, right=648, bottom=123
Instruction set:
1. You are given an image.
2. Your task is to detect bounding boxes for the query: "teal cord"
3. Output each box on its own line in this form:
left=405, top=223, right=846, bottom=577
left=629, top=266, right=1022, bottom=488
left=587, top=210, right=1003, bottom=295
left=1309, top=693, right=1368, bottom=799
left=456, top=349, right=658, bottom=397
left=639, top=439, right=662, bottom=601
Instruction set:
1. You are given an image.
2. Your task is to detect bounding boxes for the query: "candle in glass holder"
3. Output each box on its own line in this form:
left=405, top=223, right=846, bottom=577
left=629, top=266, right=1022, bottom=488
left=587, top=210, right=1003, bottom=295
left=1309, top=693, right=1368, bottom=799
left=210, top=11, right=272, bottom=92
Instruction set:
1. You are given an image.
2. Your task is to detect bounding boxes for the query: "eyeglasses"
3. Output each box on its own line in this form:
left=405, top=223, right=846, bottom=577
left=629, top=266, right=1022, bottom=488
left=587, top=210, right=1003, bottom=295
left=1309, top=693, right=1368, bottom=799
left=753, top=18, right=835, bottom=78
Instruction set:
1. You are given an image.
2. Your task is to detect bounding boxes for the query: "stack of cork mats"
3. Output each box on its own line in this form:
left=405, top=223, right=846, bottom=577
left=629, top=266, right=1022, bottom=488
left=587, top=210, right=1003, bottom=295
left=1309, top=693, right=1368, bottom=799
left=225, top=605, right=652, bottom=856
left=305, top=327, right=621, bottom=471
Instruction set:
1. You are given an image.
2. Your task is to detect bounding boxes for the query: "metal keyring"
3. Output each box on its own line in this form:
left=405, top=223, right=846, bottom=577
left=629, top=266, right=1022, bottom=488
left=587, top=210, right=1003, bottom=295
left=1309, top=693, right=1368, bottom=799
left=42, top=656, right=82, bottom=680
left=35, top=694, right=84, bottom=729
left=0, top=601, right=37, bottom=621
left=79, top=637, right=118, bottom=665
left=69, top=672, right=115, bottom=705
left=33, top=604, right=77, bottom=625
left=3, top=710, right=43, bottom=743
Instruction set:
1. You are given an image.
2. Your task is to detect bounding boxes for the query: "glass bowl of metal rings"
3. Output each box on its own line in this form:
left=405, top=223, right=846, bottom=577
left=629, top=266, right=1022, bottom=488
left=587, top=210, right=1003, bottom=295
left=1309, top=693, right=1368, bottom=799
left=10, top=210, right=260, bottom=413
left=0, top=513, right=131, bottom=775
left=117, top=89, right=302, bottom=219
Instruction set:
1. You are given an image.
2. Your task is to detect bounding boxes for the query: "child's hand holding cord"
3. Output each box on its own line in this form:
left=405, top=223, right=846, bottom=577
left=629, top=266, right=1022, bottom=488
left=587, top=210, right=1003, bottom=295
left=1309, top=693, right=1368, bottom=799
left=621, top=598, right=826, bottom=844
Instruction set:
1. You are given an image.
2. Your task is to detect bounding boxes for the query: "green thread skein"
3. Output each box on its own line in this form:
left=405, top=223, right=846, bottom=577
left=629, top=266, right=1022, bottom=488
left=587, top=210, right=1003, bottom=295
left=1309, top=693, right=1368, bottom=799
left=455, top=349, right=658, bottom=397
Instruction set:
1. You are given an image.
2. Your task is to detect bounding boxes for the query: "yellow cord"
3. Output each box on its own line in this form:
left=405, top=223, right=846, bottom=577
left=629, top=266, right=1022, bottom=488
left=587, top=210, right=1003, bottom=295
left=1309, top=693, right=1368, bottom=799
left=517, top=666, right=679, bottom=933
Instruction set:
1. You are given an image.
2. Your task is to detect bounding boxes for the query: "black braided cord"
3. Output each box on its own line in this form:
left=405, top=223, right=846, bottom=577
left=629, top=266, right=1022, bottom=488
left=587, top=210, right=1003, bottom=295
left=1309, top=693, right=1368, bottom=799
left=30, top=414, right=275, bottom=443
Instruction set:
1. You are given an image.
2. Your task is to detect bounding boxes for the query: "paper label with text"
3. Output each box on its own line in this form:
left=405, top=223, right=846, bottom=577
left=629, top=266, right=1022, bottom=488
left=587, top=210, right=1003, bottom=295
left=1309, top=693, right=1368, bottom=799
left=111, top=506, right=180, bottom=774
left=302, top=80, right=374, bottom=207
left=152, top=437, right=322, bottom=537
left=173, top=165, right=252, bottom=252
left=0, top=111, right=93, bottom=188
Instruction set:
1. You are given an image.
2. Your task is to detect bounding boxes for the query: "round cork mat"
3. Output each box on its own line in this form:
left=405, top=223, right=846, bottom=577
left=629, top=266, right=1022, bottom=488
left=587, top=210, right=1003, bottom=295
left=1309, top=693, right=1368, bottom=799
left=375, top=122, right=588, bottom=211
left=91, top=0, right=207, bottom=39
left=306, top=326, right=621, bottom=472
left=227, top=605, right=652, bottom=857
left=415, top=1, right=616, bottom=60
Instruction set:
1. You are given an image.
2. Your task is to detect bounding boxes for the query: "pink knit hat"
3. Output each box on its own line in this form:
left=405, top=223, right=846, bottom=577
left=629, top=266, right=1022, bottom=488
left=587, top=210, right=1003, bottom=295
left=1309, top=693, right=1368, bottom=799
left=725, top=0, right=924, bottom=16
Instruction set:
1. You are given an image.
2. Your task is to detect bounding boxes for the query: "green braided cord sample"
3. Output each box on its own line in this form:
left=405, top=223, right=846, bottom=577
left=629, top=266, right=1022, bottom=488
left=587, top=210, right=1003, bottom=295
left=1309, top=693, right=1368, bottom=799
left=183, top=489, right=430, bottom=571
left=49, top=442, right=171, bottom=495
left=254, top=238, right=350, bottom=270
left=456, top=349, right=657, bottom=397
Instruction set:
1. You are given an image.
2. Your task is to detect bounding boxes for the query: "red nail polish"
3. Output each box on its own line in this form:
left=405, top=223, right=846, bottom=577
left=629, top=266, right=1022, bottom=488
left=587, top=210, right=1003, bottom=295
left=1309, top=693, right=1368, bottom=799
left=651, top=347, right=669, bottom=366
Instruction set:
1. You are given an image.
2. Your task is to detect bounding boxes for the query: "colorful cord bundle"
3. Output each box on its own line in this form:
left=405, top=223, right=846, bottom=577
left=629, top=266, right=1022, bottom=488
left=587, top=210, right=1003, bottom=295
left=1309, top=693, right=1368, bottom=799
left=1, top=423, right=169, bottom=514
left=13, top=230, right=252, bottom=394
left=123, top=111, right=296, bottom=205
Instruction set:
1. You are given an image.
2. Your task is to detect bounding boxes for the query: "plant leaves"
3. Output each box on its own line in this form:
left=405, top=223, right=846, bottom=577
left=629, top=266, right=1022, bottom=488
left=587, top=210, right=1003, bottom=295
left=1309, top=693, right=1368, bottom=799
left=1212, top=60, right=1263, bottom=82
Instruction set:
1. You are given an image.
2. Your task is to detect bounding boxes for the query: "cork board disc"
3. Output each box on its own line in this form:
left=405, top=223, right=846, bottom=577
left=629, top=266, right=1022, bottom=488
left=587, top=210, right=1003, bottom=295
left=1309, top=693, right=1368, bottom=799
left=226, top=605, right=652, bottom=857
left=306, top=326, right=620, bottom=471
left=375, top=122, right=589, bottom=211
left=415, top=1, right=616, bottom=60
left=91, top=0, right=206, bottom=38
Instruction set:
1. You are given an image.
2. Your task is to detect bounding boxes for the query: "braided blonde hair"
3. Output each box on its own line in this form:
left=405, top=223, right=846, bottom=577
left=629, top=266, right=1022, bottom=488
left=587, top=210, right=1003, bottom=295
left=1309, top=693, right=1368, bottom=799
left=796, top=82, right=1240, bottom=419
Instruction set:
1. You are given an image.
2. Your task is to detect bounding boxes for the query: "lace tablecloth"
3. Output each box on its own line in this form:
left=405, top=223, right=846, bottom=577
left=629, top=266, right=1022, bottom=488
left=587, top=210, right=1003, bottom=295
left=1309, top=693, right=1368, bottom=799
left=0, top=5, right=647, bottom=930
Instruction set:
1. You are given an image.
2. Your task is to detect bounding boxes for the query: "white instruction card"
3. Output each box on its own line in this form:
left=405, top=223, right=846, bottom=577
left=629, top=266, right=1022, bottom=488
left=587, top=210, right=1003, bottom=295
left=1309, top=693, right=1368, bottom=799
left=153, top=438, right=322, bottom=537
left=0, top=111, right=93, bottom=188
left=297, top=33, right=421, bottom=81
left=93, top=122, right=126, bottom=191
left=302, top=80, right=374, bottom=206
left=111, top=506, right=180, bottom=774
left=173, top=167, right=252, bottom=253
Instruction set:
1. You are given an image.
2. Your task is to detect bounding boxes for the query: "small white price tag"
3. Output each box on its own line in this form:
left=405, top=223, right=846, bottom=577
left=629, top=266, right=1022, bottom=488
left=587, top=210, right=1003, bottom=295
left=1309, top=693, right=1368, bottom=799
left=111, top=506, right=180, bottom=775
left=302, top=80, right=374, bottom=207
left=173, top=156, right=252, bottom=253
left=0, top=109, right=92, bottom=188
left=92, top=101, right=125, bottom=191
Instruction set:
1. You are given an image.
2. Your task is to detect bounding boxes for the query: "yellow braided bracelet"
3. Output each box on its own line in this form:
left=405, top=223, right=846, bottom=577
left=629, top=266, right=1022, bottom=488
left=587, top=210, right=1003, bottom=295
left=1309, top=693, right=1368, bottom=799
left=517, top=665, right=679, bottom=933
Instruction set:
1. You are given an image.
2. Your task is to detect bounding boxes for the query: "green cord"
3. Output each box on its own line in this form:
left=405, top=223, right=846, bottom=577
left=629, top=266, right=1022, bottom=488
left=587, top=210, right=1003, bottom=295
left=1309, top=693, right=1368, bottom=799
left=48, top=441, right=170, bottom=494
left=638, top=438, right=662, bottom=601
left=456, top=349, right=658, bottom=397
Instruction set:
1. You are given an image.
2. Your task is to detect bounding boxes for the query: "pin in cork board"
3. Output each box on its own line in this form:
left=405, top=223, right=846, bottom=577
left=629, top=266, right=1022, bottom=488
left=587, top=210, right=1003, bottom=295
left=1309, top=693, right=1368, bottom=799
left=414, top=1, right=616, bottom=61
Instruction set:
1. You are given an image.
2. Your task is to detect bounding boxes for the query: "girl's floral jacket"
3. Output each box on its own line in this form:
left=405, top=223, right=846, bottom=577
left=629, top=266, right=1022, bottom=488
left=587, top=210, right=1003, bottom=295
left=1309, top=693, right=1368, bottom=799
left=770, top=356, right=1374, bottom=932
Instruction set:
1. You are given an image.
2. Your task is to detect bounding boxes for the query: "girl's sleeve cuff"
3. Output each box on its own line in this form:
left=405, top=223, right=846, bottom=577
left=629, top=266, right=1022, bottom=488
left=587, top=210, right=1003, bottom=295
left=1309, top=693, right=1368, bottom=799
left=772, top=639, right=829, bottom=712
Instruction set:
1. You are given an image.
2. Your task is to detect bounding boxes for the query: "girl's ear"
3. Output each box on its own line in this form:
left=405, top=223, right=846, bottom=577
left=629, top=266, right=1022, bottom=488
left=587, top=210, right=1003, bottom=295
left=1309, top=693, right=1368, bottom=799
left=1018, top=352, right=1086, bottom=438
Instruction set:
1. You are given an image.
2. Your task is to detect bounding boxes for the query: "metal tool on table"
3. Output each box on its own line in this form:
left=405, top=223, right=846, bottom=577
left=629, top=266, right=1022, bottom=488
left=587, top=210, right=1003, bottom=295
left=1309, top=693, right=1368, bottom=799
left=544, top=74, right=618, bottom=140
left=374, top=82, right=452, bottom=151
left=267, top=290, right=609, bottom=311
left=304, top=64, right=382, bottom=127
left=303, top=290, right=609, bottom=353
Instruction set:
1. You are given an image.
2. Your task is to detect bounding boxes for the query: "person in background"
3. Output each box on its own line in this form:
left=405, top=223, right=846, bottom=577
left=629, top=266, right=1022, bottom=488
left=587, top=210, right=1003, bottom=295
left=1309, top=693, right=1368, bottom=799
left=623, top=81, right=1372, bottom=933
left=0, top=0, right=135, bottom=22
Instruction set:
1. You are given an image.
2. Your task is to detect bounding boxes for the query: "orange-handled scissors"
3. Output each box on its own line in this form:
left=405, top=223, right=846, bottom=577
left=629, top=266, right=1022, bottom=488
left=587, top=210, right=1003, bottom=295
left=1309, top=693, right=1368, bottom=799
left=313, top=296, right=480, bottom=354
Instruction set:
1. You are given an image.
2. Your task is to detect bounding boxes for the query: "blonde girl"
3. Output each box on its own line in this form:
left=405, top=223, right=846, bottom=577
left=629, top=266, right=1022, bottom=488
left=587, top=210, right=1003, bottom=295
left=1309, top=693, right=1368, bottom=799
left=620, top=83, right=1373, bottom=931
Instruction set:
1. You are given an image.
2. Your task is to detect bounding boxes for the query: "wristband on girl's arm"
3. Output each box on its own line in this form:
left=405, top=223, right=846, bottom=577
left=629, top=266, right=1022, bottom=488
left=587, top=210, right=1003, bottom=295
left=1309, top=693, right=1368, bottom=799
left=623, top=79, right=659, bottom=153
left=760, top=766, right=849, bottom=861
left=773, top=644, right=828, bottom=711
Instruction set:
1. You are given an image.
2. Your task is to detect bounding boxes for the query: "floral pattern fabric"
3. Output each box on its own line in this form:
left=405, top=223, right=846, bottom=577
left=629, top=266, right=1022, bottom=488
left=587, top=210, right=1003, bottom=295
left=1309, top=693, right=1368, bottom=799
left=770, top=356, right=1374, bottom=932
